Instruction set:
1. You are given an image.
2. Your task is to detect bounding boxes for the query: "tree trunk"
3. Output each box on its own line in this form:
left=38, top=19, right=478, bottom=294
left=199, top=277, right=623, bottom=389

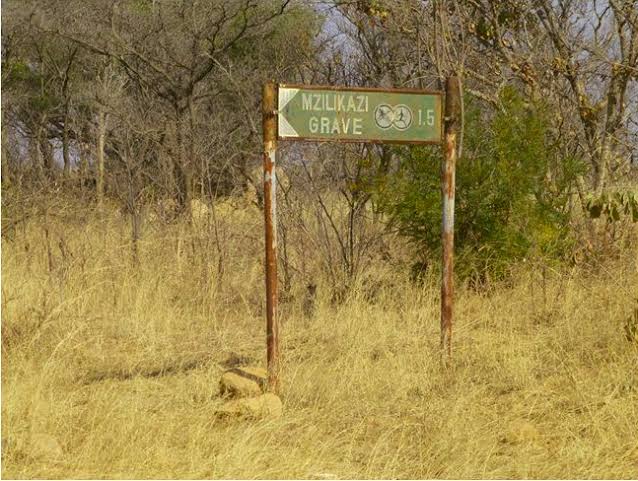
left=62, top=110, right=71, bottom=177
left=39, top=121, right=54, bottom=176
left=1, top=121, right=11, bottom=186
left=42, top=139, right=54, bottom=173
left=97, top=109, right=106, bottom=207
left=34, top=123, right=44, bottom=178
left=130, top=200, right=142, bottom=265
left=593, top=136, right=612, bottom=199
left=174, top=107, right=191, bottom=214
left=187, top=95, right=198, bottom=198
left=79, top=142, right=89, bottom=182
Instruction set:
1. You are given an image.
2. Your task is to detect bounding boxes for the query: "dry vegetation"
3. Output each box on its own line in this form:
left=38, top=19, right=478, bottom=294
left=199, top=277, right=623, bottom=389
left=3, top=1, right=638, bottom=478
left=2, top=194, right=637, bottom=479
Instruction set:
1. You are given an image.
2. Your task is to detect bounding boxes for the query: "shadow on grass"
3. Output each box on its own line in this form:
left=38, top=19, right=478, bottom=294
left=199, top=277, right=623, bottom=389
left=81, top=355, right=213, bottom=384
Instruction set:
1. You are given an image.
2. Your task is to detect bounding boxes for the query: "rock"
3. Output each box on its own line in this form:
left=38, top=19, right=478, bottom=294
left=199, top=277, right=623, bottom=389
left=216, top=393, right=283, bottom=420
left=219, top=366, right=267, bottom=398
left=29, top=433, right=63, bottom=460
left=309, top=473, right=338, bottom=480
left=506, top=420, right=540, bottom=445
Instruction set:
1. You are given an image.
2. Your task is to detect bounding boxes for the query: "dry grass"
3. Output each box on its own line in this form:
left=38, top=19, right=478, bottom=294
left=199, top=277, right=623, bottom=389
left=2, top=196, right=638, bottom=479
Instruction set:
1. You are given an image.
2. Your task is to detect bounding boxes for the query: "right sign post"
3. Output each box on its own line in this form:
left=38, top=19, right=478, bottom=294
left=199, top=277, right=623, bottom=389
left=441, top=76, right=461, bottom=360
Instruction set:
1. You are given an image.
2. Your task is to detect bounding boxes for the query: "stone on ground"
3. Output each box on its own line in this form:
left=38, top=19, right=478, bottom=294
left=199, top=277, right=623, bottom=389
left=506, top=420, right=540, bottom=445
left=219, top=366, right=267, bottom=398
left=216, top=393, right=283, bottom=420
left=29, top=433, right=63, bottom=460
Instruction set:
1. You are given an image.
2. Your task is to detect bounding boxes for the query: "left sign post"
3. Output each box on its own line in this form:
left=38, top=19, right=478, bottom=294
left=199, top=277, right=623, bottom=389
left=262, top=82, right=279, bottom=392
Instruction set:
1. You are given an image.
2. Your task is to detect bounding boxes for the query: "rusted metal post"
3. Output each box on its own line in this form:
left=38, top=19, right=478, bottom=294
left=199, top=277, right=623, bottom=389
left=441, top=76, right=461, bottom=360
left=263, top=82, right=280, bottom=392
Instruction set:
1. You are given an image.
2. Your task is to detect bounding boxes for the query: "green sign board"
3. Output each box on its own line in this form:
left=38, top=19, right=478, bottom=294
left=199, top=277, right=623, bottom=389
left=278, top=84, right=442, bottom=144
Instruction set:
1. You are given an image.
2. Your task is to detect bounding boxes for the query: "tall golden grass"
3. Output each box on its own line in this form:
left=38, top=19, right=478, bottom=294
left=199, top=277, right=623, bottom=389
left=2, top=193, right=637, bottom=479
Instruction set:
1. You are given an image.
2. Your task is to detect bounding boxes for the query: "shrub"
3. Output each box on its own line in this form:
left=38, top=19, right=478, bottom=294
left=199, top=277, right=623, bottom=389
left=376, top=88, right=582, bottom=283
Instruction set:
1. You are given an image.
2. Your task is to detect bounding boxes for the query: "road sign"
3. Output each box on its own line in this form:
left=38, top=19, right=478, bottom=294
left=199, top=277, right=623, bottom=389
left=262, top=81, right=457, bottom=392
left=278, top=85, right=442, bottom=144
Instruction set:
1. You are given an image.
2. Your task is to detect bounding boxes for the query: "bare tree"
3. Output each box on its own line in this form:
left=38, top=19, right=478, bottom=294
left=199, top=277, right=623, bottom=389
left=380, top=0, right=638, bottom=198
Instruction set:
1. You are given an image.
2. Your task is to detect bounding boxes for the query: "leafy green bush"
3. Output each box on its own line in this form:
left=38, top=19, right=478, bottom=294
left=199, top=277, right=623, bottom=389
left=376, top=88, right=582, bottom=283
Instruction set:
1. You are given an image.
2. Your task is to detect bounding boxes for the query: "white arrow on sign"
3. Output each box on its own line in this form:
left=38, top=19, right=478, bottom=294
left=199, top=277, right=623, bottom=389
left=278, top=87, right=299, bottom=137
